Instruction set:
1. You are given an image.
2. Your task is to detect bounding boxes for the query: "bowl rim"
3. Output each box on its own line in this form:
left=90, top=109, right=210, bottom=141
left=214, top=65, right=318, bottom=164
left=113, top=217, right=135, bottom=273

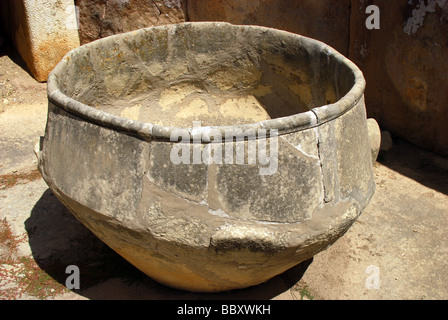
left=47, top=22, right=366, bottom=141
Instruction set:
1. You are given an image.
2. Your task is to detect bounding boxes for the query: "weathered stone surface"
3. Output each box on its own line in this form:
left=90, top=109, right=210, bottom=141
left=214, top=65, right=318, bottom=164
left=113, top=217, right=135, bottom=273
left=213, top=135, right=323, bottom=223
left=0, top=0, right=80, bottom=82
left=187, top=0, right=351, bottom=56
left=75, top=0, right=187, bottom=45
left=367, top=118, right=381, bottom=163
left=40, top=103, right=149, bottom=221
left=349, top=0, right=448, bottom=156
left=40, top=23, right=374, bottom=292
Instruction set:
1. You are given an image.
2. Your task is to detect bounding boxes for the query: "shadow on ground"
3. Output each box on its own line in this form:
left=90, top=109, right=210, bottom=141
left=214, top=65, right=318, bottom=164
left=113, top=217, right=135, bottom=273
left=377, top=136, right=448, bottom=195
left=0, top=37, right=35, bottom=80
left=25, top=188, right=312, bottom=300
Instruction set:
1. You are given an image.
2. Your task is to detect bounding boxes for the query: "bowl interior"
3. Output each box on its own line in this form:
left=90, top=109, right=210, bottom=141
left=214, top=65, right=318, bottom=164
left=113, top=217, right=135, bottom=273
left=55, top=23, right=356, bottom=128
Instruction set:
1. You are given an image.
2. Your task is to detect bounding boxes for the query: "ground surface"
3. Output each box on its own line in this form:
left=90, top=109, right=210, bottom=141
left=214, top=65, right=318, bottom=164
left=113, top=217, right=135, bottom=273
left=1, top=39, right=447, bottom=300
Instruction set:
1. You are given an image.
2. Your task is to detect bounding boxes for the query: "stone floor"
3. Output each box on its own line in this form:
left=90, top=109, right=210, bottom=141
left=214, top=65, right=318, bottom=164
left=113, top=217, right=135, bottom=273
left=1, top=39, right=447, bottom=300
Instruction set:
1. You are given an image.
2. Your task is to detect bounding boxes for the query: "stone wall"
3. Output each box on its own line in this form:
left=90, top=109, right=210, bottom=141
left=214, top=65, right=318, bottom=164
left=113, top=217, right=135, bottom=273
left=187, top=0, right=351, bottom=56
left=75, top=0, right=188, bottom=45
left=349, top=0, right=448, bottom=156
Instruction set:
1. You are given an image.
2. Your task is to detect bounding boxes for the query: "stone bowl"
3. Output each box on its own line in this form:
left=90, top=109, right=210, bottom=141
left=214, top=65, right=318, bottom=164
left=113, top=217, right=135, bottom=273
left=37, top=22, right=378, bottom=292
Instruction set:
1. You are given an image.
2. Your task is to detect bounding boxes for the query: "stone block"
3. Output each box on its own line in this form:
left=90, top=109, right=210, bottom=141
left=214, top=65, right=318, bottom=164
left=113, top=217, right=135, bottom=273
left=0, top=0, right=80, bottom=82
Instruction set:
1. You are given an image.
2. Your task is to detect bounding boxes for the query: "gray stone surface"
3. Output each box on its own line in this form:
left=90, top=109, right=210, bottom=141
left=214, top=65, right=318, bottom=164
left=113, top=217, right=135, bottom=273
left=38, top=23, right=376, bottom=292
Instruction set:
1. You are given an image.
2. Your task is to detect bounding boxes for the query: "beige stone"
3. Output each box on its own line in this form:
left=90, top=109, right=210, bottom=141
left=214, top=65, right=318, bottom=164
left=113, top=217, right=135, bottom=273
left=0, top=0, right=80, bottom=82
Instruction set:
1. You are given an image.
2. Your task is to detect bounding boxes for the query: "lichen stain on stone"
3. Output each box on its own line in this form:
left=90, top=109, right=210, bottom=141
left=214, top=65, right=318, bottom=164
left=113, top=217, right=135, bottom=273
left=35, top=37, right=76, bottom=82
left=177, top=98, right=209, bottom=119
left=406, top=77, right=428, bottom=112
left=158, top=83, right=199, bottom=109
left=288, top=83, right=313, bottom=107
left=120, top=104, right=142, bottom=120
left=252, top=84, right=272, bottom=97
left=403, top=0, right=447, bottom=35
left=218, top=96, right=271, bottom=122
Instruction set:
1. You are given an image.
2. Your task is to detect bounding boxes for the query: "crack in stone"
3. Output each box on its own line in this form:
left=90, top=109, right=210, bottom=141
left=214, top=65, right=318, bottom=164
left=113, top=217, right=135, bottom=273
left=310, top=109, right=329, bottom=203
